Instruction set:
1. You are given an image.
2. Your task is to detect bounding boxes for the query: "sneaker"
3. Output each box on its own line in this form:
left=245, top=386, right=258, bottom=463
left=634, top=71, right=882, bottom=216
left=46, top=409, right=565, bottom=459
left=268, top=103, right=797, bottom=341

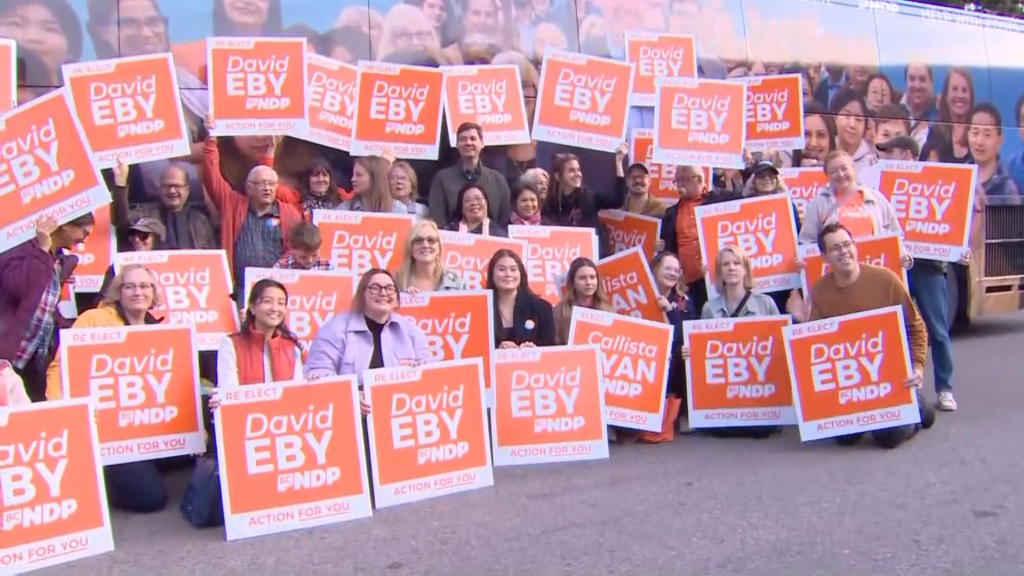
left=937, top=391, right=957, bottom=412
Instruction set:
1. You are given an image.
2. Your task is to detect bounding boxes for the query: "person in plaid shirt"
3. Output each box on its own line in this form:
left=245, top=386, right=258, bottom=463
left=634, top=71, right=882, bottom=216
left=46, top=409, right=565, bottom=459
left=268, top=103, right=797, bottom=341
left=272, top=221, right=335, bottom=271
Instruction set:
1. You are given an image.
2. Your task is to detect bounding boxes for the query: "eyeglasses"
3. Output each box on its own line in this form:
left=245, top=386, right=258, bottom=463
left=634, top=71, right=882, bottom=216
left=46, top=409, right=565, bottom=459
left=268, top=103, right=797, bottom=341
left=413, top=236, right=438, bottom=246
left=367, top=284, right=397, bottom=296
left=122, top=282, right=155, bottom=292
left=130, top=232, right=154, bottom=241
left=828, top=240, right=855, bottom=254
left=249, top=179, right=278, bottom=189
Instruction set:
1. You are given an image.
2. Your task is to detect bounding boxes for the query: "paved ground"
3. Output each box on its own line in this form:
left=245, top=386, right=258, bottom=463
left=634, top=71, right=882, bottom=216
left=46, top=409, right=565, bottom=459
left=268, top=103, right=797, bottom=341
left=40, top=315, right=1024, bottom=576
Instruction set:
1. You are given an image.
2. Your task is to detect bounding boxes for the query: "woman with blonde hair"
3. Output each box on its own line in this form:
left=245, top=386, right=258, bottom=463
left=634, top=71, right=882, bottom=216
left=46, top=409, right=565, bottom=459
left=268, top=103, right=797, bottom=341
left=394, top=219, right=467, bottom=293
left=390, top=161, right=428, bottom=217
left=377, top=3, right=441, bottom=59
left=553, top=257, right=612, bottom=344
left=44, top=263, right=170, bottom=513
left=334, top=6, right=384, bottom=55
left=341, top=156, right=408, bottom=214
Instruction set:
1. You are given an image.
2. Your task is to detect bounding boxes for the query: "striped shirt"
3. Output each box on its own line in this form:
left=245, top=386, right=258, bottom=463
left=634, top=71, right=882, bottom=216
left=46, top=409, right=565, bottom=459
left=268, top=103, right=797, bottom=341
left=14, top=260, right=61, bottom=369
left=272, top=253, right=334, bottom=271
left=233, top=203, right=285, bottom=289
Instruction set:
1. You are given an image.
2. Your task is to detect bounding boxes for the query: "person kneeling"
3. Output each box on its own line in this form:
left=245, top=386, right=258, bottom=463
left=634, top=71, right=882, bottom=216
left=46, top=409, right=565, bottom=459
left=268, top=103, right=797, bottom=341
left=791, top=222, right=936, bottom=449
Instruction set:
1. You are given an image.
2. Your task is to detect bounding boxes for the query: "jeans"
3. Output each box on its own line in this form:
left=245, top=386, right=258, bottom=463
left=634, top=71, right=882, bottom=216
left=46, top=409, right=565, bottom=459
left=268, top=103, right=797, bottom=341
left=909, top=267, right=954, bottom=392
left=835, top=391, right=937, bottom=449
left=104, top=461, right=169, bottom=513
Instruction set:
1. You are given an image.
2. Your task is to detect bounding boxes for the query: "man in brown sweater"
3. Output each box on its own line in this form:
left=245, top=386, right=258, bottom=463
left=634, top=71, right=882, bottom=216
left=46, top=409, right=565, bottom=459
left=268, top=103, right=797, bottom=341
left=803, top=221, right=936, bottom=448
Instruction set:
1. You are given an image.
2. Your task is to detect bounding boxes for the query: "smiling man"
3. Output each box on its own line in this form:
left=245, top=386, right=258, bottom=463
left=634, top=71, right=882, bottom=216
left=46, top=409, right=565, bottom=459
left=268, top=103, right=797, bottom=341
left=428, top=122, right=512, bottom=226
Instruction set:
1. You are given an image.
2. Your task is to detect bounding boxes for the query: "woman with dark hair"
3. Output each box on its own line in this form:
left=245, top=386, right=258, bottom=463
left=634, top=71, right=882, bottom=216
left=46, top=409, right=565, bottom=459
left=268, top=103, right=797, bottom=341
left=295, top=158, right=348, bottom=220
left=508, top=182, right=550, bottom=226
left=793, top=101, right=837, bottom=168
left=552, top=257, right=611, bottom=345
left=0, top=0, right=82, bottom=85
left=216, top=279, right=302, bottom=389
left=487, top=249, right=555, bottom=349
left=935, top=66, right=975, bottom=164
left=443, top=183, right=508, bottom=236
left=829, top=87, right=877, bottom=172
left=542, top=145, right=628, bottom=257
left=864, top=72, right=895, bottom=113
left=213, top=0, right=283, bottom=36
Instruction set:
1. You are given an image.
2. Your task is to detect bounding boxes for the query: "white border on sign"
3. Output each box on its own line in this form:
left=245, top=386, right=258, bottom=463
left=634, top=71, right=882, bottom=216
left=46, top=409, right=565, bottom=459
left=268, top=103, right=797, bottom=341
left=291, top=53, right=357, bottom=152
left=363, top=358, right=494, bottom=508
left=730, top=73, right=806, bottom=153
left=623, top=32, right=698, bottom=108
left=652, top=77, right=747, bottom=169
left=441, top=64, right=531, bottom=146
left=797, top=233, right=908, bottom=296
left=781, top=305, right=921, bottom=442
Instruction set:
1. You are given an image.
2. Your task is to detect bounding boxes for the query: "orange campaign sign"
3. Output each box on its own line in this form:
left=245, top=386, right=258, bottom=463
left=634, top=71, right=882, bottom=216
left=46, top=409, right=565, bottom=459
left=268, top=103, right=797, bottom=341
left=695, top=194, right=800, bottom=297
left=683, top=316, right=795, bottom=427
left=442, top=65, right=530, bottom=146
left=297, top=54, right=357, bottom=152
left=567, top=307, right=673, bottom=432
left=439, top=231, right=526, bottom=289
left=0, top=88, right=111, bottom=254
left=625, top=32, right=697, bottom=108
left=782, top=306, right=921, bottom=442
left=352, top=61, right=445, bottom=160
left=68, top=203, right=115, bottom=293
left=733, top=74, right=805, bottom=152
left=398, top=291, right=495, bottom=405
left=798, top=233, right=907, bottom=295
left=364, top=359, right=493, bottom=509
left=0, top=39, right=15, bottom=113
left=595, top=247, right=666, bottom=323
left=779, top=166, right=829, bottom=220
left=532, top=48, right=634, bottom=153
left=312, top=210, right=414, bottom=276
left=490, top=345, right=608, bottom=466
left=214, top=377, right=372, bottom=541
left=59, top=324, right=205, bottom=465
left=509, top=224, right=600, bottom=304
left=654, top=77, right=747, bottom=169
left=598, top=210, right=662, bottom=258
left=876, top=160, right=977, bottom=262
left=62, top=53, right=191, bottom=168
left=0, top=399, right=114, bottom=572
left=114, top=250, right=239, bottom=350
left=206, top=37, right=309, bottom=136
left=243, top=268, right=357, bottom=353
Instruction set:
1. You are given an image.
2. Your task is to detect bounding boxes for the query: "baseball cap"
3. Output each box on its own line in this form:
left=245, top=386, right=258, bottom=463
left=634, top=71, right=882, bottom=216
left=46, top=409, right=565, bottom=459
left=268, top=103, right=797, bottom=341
left=626, top=162, right=650, bottom=176
left=876, top=135, right=920, bottom=158
left=129, top=217, right=167, bottom=242
left=752, top=160, right=779, bottom=177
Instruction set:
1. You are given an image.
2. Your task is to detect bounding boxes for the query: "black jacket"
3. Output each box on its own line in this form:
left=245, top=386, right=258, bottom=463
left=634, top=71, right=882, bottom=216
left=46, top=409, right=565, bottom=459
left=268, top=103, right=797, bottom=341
left=492, top=290, right=556, bottom=347
left=542, top=176, right=627, bottom=258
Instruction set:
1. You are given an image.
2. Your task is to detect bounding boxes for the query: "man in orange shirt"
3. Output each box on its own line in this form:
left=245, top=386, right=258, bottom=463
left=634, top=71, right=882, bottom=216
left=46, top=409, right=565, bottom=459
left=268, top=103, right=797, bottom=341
left=659, top=165, right=739, bottom=312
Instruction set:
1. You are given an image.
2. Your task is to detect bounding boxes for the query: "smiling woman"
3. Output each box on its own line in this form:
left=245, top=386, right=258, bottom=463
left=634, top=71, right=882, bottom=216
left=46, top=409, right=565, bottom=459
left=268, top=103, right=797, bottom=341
left=0, top=0, right=82, bottom=85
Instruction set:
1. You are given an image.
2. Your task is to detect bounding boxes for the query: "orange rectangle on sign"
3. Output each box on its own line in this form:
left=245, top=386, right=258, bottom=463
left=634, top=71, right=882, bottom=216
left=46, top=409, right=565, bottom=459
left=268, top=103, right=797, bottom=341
left=683, top=316, right=795, bottom=427
left=798, top=234, right=906, bottom=295
left=68, top=203, right=115, bottom=293
left=364, top=359, right=493, bottom=509
left=734, top=74, right=805, bottom=152
left=206, top=37, right=309, bottom=136
left=296, top=54, right=357, bottom=152
left=62, top=53, right=192, bottom=168
left=598, top=210, right=663, bottom=259
left=625, top=32, right=697, bottom=108
left=352, top=61, right=445, bottom=161
left=442, top=65, right=530, bottom=146
left=782, top=306, right=921, bottom=442
left=695, top=194, right=800, bottom=297
left=312, top=210, right=415, bottom=276
left=567, top=306, right=673, bottom=432
left=490, top=345, right=609, bottom=466
left=114, top=249, right=240, bottom=350
left=398, top=290, right=495, bottom=404
left=243, top=268, right=357, bottom=353
left=509, top=225, right=599, bottom=305
left=0, top=39, right=15, bottom=113
left=596, top=246, right=666, bottom=323
left=876, top=161, right=977, bottom=263
left=654, top=77, right=747, bottom=169
left=214, top=377, right=373, bottom=541
left=532, top=48, right=634, bottom=153
left=439, top=231, right=526, bottom=290
left=0, top=88, right=112, bottom=253
left=780, top=167, right=828, bottom=220
left=0, top=399, right=114, bottom=572
left=59, top=324, right=205, bottom=465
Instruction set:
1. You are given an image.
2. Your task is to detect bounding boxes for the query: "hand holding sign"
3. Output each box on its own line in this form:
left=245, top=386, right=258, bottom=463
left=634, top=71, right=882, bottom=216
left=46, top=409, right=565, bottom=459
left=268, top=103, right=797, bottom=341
left=112, top=158, right=129, bottom=187
left=904, top=367, right=924, bottom=389
left=679, top=345, right=690, bottom=360
left=959, top=249, right=971, bottom=265
left=901, top=253, right=913, bottom=269
left=35, top=215, right=58, bottom=249
left=499, top=341, right=518, bottom=349
left=360, top=391, right=371, bottom=415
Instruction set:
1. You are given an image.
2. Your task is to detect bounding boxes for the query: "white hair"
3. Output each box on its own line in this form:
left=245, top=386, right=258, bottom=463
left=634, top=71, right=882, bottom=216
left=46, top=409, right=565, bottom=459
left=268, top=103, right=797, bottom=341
left=247, top=165, right=276, bottom=183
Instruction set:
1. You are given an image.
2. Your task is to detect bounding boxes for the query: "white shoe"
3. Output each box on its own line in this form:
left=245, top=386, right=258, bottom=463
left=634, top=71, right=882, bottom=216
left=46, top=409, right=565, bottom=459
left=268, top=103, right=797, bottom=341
left=937, top=391, right=957, bottom=412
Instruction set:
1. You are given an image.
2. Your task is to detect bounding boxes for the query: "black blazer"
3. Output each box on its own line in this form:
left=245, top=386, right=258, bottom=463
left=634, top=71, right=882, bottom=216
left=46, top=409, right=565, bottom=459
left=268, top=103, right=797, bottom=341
left=492, top=290, right=556, bottom=347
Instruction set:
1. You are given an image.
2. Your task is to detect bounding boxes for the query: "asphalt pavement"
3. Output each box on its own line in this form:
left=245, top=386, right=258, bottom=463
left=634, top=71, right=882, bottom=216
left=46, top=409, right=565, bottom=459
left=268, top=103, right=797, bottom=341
left=38, top=314, right=1024, bottom=576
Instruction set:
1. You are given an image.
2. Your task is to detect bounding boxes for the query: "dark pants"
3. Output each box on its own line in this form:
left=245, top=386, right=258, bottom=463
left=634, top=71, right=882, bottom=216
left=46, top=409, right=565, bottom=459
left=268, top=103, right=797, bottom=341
left=835, top=391, right=937, bottom=449
left=13, top=354, right=48, bottom=403
left=686, top=279, right=709, bottom=317
left=909, top=267, right=954, bottom=393
left=104, top=461, right=169, bottom=513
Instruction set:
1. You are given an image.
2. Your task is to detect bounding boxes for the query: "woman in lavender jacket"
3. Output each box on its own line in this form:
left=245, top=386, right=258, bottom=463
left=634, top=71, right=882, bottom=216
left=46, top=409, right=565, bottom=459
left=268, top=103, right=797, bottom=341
left=305, top=268, right=432, bottom=414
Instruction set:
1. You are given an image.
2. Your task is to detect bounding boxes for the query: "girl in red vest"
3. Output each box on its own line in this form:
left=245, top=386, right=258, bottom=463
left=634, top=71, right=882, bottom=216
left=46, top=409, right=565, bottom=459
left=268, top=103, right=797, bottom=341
left=216, top=279, right=304, bottom=390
